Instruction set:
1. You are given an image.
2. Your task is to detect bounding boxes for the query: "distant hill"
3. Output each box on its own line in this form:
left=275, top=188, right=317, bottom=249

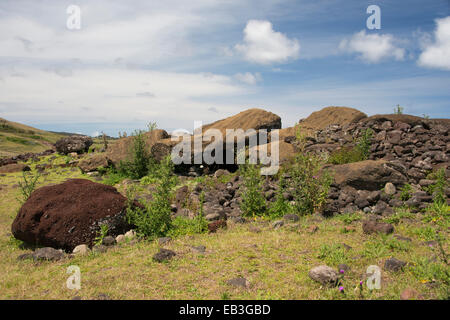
left=0, top=118, right=66, bottom=157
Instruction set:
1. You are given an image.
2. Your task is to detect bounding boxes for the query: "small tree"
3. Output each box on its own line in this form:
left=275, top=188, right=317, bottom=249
left=126, top=156, right=176, bottom=239
left=239, top=161, right=267, bottom=217
left=119, top=130, right=156, bottom=179
left=289, top=126, right=333, bottom=215
left=394, top=104, right=404, bottom=115
left=17, top=171, right=40, bottom=204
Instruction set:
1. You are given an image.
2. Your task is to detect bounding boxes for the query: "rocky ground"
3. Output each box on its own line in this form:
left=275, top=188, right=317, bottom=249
left=0, top=106, right=448, bottom=300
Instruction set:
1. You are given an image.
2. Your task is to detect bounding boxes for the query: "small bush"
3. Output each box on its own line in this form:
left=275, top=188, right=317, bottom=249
left=239, top=162, right=267, bottom=217
left=119, top=130, right=157, bottom=179
left=17, top=171, right=40, bottom=203
left=426, top=168, right=448, bottom=205
left=327, top=128, right=373, bottom=165
left=268, top=174, right=292, bottom=219
left=125, top=156, right=175, bottom=239
left=338, top=212, right=361, bottom=225
left=394, top=104, right=404, bottom=114
left=94, top=224, right=109, bottom=246
left=399, top=184, right=413, bottom=201
left=288, top=128, right=333, bottom=215
left=328, top=146, right=365, bottom=165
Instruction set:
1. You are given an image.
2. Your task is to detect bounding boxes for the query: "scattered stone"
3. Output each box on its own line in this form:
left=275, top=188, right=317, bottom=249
left=384, top=183, right=396, bottom=195
left=32, top=247, right=65, bottom=261
left=227, top=277, right=249, bottom=288
left=158, top=237, right=172, bottom=246
left=17, top=253, right=33, bottom=261
left=362, top=219, right=394, bottom=235
left=384, top=257, right=407, bottom=272
left=115, top=234, right=125, bottom=244
left=272, top=220, right=284, bottom=229
left=192, top=245, right=206, bottom=254
left=400, top=288, right=419, bottom=300
left=72, top=244, right=89, bottom=256
left=283, top=214, right=299, bottom=222
left=249, top=226, right=261, bottom=233
left=96, top=293, right=111, bottom=300
left=309, top=265, right=338, bottom=286
left=205, top=213, right=221, bottom=222
left=124, top=230, right=136, bottom=240
left=338, top=264, right=350, bottom=273
left=0, top=163, right=31, bottom=174
left=92, top=245, right=107, bottom=253
left=153, top=248, right=176, bottom=262
left=232, top=217, right=246, bottom=224
left=394, top=235, right=412, bottom=242
left=208, top=220, right=227, bottom=233
left=102, top=236, right=116, bottom=246
left=342, top=243, right=352, bottom=251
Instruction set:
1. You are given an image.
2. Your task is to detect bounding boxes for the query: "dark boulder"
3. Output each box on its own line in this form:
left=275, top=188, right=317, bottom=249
left=55, top=135, right=93, bottom=155
left=11, top=179, right=132, bottom=251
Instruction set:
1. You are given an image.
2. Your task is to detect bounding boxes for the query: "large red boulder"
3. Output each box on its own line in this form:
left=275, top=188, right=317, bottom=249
left=11, top=179, right=132, bottom=251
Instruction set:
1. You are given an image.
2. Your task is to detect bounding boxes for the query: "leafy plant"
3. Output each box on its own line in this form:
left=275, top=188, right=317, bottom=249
left=94, top=224, right=109, bottom=246
left=328, top=128, right=373, bottom=165
left=239, top=162, right=267, bottom=217
left=17, top=171, right=40, bottom=203
left=288, top=127, right=333, bottom=215
left=147, top=122, right=158, bottom=132
left=338, top=212, right=361, bottom=225
left=119, top=130, right=157, bottom=179
left=268, top=174, right=292, bottom=219
left=168, top=192, right=208, bottom=237
left=394, top=104, right=404, bottom=114
left=125, top=156, right=176, bottom=239
left=399, top=184, right=413, bottom=201
left=426, top=168, right=448, bottom=205
left=355, top=128, right=374, bottom=160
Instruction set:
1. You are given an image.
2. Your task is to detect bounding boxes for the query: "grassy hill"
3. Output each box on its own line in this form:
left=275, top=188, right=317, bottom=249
left=0, top=118, right=66, bottom=157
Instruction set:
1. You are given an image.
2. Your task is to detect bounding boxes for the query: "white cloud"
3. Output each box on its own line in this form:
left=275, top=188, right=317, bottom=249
left=235, top=20, right=300, bottom=65
left=0, top=67, right=246, bottom=127
left=234, top=72, right=262, bottom=85
left=418, top=16, right=450, bottom=71
left=339, top=30, right=405, bottom=63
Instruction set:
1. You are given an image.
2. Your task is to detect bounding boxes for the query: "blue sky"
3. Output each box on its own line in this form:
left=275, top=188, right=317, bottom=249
left=0, top=0, right=449, bottom=137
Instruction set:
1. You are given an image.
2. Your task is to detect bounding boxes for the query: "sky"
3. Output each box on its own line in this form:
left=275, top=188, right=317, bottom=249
left=0, top=0, right=449, bottom=137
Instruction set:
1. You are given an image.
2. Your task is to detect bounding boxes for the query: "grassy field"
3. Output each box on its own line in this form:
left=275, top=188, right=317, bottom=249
left=0, top=153, right=448, bottom=300
left=0, top=118, right=66, bottom=157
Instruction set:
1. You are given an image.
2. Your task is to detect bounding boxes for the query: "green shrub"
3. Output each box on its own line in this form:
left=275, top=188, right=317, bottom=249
left=17, top=171, right=40, bottom=203
left=125, top=156, right=175, bottom=239
left=119, top=130, right=157, bottom=179
left=327, top=128, right=373, bottom=165
left=426, top=168, right=448, bottom=205
left=239, top=162, right=267, bottom=217
left=394, top=104, right=404, bottom=114
left=399, top=184, right=413, bottom=201
left=338, top=212, right=361, bottom=225
left=328, top=146, right=365, bottom=165
left=94, top=224, right=109, bottom=246
left=268, top=174, right=292, bottom=219
left=288, top=128, right=333, bottom=215
left=355, top=128, right=374, bottom=160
